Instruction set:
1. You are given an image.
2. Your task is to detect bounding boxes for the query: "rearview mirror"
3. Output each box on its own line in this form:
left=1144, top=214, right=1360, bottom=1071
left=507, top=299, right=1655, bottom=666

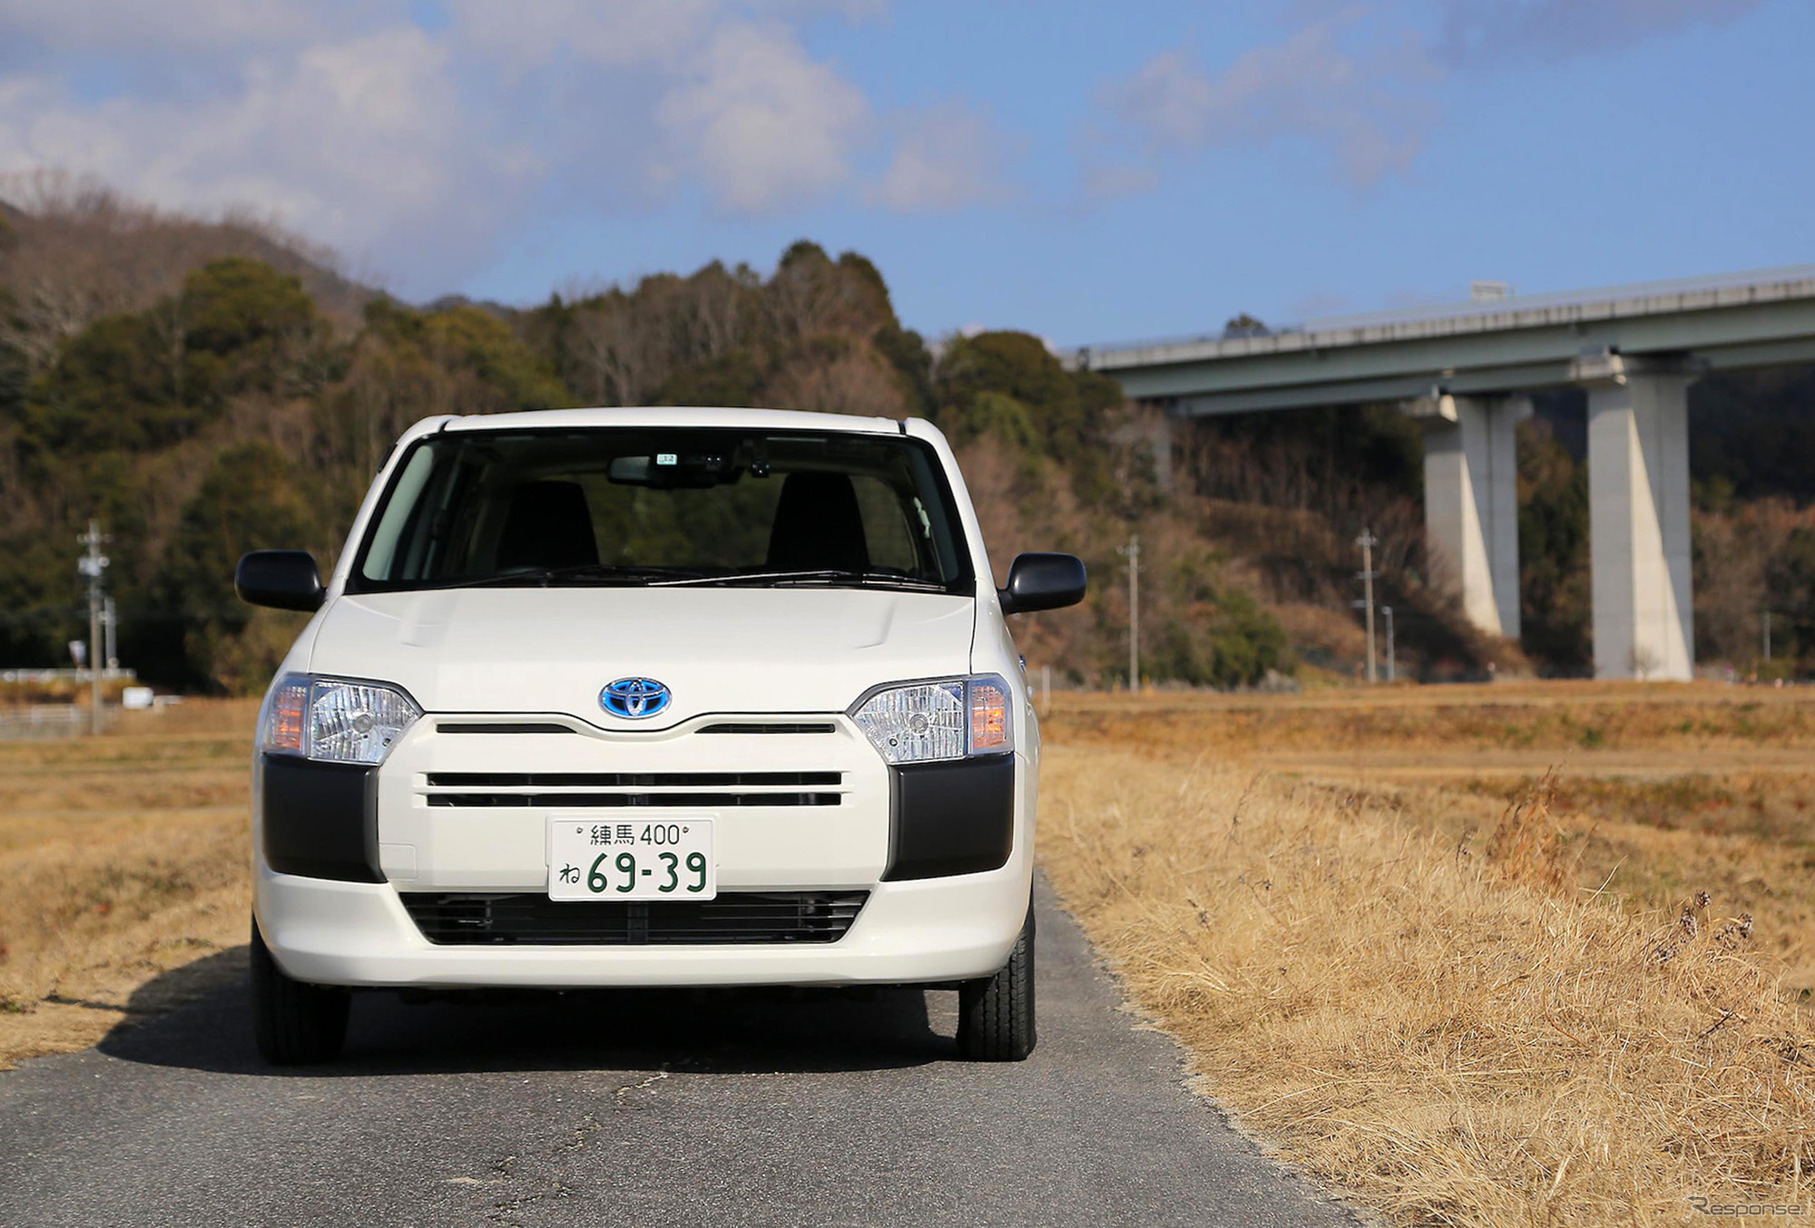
left=608, top=451, right=734, bottom=488
left=999, top=553, right=1087, bottom=615
left=236, top=550, right=325, bottom=612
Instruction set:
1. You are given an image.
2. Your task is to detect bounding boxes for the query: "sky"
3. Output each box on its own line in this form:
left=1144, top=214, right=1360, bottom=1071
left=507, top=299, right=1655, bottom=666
left=0, top=0, right=1808, bottom=347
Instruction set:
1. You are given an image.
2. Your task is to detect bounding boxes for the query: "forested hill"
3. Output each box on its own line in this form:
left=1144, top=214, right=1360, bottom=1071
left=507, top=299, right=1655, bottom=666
left=1, top=183, right=1365, bottom=694
left=7, top=181, right=1809, bottom=694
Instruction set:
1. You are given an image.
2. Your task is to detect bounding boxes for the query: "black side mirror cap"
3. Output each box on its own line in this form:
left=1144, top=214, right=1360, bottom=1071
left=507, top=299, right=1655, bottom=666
left=236, top=550, right=325, bottom=612
left=999, top=552, right=1087, bottom=615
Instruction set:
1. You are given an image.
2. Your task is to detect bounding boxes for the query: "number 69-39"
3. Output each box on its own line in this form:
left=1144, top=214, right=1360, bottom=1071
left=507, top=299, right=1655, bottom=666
left=587, top=850, right=708, bottom=894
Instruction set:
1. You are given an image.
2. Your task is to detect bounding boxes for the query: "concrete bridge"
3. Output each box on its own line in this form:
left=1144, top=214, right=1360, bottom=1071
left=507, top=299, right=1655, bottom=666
left=1073, top=267, right=1815, bottom=679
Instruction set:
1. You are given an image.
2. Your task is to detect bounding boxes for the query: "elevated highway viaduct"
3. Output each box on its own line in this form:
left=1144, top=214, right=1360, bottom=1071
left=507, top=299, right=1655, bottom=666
left=1074, top=267, right=1815, bottom=680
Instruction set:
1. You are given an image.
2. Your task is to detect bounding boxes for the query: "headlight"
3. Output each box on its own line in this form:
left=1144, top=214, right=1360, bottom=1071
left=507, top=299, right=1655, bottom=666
left=259, top=674, right=422, bottom=765
left=852, top=674, right=1015, bottom=765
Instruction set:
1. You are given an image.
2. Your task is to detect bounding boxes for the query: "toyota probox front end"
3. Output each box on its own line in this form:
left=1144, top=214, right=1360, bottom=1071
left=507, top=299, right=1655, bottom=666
left=238, top=407, right=1086, bottom=1064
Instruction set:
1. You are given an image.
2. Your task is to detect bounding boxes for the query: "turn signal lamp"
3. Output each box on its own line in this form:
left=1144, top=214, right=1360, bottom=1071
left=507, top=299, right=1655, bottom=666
left=852, top=674, right=1015, bottom=765
left=968, top=677, right=1010, bottom=754
left=259, top=674, right=422, bottom=765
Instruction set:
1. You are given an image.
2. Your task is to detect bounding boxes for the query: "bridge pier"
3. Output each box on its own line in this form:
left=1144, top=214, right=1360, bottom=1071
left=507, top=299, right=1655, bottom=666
left=1083, top=267, right=1815, bottom=682
left=1408, top=393, right=1527, bottom=639
left=1579, top=356, right=1696, bottom=680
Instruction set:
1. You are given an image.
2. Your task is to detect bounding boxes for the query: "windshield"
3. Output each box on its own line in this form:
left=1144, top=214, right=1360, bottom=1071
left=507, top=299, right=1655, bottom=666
left=347, top=427, right=974, bottom=594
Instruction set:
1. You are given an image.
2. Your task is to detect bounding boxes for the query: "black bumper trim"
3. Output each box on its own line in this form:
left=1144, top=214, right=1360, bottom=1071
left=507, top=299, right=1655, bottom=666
left=883, top=753, right=1015, bottom=881
left=260, top=754, right=383, bottom=883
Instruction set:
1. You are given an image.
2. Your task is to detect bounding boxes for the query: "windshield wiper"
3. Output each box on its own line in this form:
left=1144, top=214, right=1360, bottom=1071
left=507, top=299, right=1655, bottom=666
left=651, top=568, right=952, bottom=592
left=425, top=564, right=712, bottom=589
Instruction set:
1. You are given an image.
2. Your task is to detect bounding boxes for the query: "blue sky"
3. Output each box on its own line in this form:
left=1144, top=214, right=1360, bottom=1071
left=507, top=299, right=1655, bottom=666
left=0, top=1, right=1808, bottom=346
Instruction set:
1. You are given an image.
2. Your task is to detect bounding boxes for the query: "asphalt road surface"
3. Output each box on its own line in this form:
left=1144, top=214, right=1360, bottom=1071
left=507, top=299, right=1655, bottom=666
left=0, top=879, right=1357, bottom=1227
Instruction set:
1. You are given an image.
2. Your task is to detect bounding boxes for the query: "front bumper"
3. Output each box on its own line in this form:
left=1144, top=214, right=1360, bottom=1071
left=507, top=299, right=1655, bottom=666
left=254, top=853, right=1032, bottom=988
left=253, top=712, right=1035, bottom=988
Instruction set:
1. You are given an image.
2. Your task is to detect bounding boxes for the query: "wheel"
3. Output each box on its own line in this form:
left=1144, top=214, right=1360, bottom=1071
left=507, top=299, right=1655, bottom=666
left=957, top=902, right=1035, bottom=1061
left=250, top=915, right=350, bottom=1065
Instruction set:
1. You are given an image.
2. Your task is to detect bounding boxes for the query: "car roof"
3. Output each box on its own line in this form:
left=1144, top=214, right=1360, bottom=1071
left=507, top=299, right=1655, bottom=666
left=439, top=406, right=908, bottom=435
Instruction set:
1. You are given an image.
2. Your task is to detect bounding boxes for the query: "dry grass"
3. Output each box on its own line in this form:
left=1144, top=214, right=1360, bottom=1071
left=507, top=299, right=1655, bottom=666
left=1053, top=680, right=1815, bottom=756
left=1040, top=744, right=1815, bottom=1225
left=0, top=700, right=255, bottom=1068
left=1039, top=684, right=1815, bottom=1226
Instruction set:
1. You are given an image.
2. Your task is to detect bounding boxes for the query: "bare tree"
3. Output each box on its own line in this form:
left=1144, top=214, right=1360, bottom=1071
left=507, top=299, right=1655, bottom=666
left=761, top=245, right=886, bottom=343
left=765, top=347, right=905, bottom=418
left=569, top=298, right=665, bottom=407
left=0, top=170, right=363, bottom=375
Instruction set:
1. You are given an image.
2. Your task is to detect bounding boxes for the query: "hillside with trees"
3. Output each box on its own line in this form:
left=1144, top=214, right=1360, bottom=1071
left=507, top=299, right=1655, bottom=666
left=3, top=177, right=1811, bottom=693
left=0, top=180, right=1329, bottom=693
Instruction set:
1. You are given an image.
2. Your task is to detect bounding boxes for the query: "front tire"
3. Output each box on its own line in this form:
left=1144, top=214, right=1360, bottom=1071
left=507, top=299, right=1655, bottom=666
left=250, top=916, right=349, bottom=1065
left=957, top=902, right=1035, bottom=1061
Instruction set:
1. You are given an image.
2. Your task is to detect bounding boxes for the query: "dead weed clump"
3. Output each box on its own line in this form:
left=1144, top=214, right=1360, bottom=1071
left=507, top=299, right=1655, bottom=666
left=1481, top=770, right=1588, bottom=896
left=1040, top=743, right=1815, bottom=1227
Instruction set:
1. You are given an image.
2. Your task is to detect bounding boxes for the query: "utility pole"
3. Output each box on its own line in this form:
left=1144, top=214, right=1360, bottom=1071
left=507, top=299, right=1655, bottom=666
left=1764, top=610, right=1772, bottom=663
left=77, top=520, right=109, bottom=735
left=1356, top=528, right=1378, bottom=684
left=1118, top=533, right=1141, bottom=691
left=103, top=596, right=118, bottom=670
left=1382, top=605, right=1395, bottom=683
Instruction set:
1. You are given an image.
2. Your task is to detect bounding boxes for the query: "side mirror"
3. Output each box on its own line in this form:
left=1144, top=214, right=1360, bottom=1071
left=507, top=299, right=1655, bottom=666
left=999, top=553, right=1087, bottom=615
left=236, top=550, right=325, bottom=612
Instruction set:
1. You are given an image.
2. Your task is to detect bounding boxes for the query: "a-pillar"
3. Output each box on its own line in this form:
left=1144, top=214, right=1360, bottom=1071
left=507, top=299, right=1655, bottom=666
left=1577, top=354, right=1695, bottom=680
left=1408, top=393, right=1527, bottom=639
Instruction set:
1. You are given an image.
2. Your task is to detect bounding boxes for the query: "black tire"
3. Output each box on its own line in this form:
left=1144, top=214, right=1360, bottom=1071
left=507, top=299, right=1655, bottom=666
left=957, top=903, right=1036, bottom=1061
left=250, top=916, right=350, bottom=1065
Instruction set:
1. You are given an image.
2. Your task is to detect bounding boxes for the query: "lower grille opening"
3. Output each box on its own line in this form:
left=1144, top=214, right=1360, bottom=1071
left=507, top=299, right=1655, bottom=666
left=400, top=890, right=868, bottom=946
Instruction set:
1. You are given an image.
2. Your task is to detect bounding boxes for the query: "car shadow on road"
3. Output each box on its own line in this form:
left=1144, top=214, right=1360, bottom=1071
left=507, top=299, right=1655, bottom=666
left=97, top=947, right=955, bottom=1078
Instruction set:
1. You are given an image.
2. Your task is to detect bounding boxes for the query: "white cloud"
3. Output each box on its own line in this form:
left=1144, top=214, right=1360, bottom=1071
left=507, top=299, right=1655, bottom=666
left=868, top=100, right=1018, bottom=213
left=655, top=21, right=869, bottom=214
left=0, top=0, right=340, bottom=51
left=442, top=0, right=884, bottom=72
left=0, top=28, right=536, bottom=285
left=0, top=0, right=1027, bottom=290
left=1107, top=17, right=1438, bottom=190
left=445, top=0, right=719, bottom=71
left=1092, top=0, right=1769, bottom=200
left=1438, top=0, right=1767, bottom=66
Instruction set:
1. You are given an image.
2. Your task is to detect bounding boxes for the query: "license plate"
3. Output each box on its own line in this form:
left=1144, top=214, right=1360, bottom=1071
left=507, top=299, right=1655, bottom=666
left=548, top=817, right=716, bottom=901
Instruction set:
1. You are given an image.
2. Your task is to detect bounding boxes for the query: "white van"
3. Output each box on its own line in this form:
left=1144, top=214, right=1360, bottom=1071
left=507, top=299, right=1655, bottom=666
left=236, top=408, right=1086, bottom=1064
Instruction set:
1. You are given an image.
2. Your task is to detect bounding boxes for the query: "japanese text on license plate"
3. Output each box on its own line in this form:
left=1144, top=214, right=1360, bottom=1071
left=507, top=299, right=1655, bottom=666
left=547, top=817, right=716, bottom=901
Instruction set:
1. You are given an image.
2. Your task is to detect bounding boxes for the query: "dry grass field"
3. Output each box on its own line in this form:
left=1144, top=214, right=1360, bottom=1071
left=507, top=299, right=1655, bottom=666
left=0, top=700, right=255, bottom=1068
left=1040, top=681, right=1815, bottom=1227
left=5, top=683, right=1815, bottom=1225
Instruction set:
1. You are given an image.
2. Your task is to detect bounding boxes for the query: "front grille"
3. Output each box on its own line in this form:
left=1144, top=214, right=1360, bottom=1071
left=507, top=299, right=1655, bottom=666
left=427, top=771, right=840, bottom=787
left=401, top=891, right=868, bottom=945
left=422, top=769, right=843, bottom=808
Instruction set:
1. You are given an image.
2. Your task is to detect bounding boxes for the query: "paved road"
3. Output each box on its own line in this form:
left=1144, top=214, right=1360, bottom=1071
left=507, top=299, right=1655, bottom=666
left=0, top=880, right=1356, bottom=1227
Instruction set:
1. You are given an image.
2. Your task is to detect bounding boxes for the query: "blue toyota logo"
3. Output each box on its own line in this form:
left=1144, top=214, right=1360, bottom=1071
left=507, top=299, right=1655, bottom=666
left=600, top=677, right=671, bottom=720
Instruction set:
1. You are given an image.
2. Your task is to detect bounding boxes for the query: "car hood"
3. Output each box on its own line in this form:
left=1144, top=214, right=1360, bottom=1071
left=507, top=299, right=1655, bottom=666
left=307, top=586, right=976, bottom=728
